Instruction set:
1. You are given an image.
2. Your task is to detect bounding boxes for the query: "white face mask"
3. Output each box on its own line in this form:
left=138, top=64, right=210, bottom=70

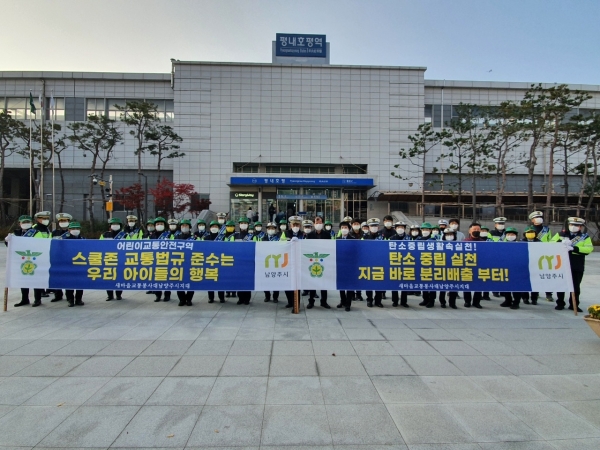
left=315, top=224, right=323, bottom=231
left=496, top=224, right=505, bottom=230
left=292, top=226, right=300, bottom=233
left=362, top=228, right=369, bottom=234
left=59, top=221, right=69, bottom=228
left=128, top=221, right=136, bottom=227
left=352, top=225, right=361, bottom=231
left=480, top=231, right=488, bottom=238
left=506, top=235, right=517, bottom=241
left=341, top=228, right=349, bottom=236
left=304, top=228, right=311, bottom=233
left=210, top=227, right=219, bottom=233
left=111, top=224, right=120, bottom=231
left=411, top=231, right=419, bottom=237
left=432, top=230, right=439, bottom=236
left=445, top=235, right=455, bottom=241
left=267, top=229, right=276, bottom=236
left=325, top=225, right=332, bottom=231
left=181, top=226, right=190, bottom=233
left=422, top=231, right=430, bottom=237
left=169, top=224, right=177, bottom=231
left=384, top=221, right=392, bottom=228
left=218, top=219, right=225, bottom=225
left=41, top=219, right=50, bottom=226
left=21, top=223, right=32, bottom=230
left=450, top=223, right=458, bottom=230
left=396, top=227, right=405, bottom=235
left=255, top=227, right=262, bottom=232
left=240, top=224, right=248, bottom=230
left=198, top=226, right=205, bottom=232
left=147, top=225, right=155, bottom=232
left=369, top=226, right=378, bottom=233
left=156, top=224, right=165, bottom=232
left=533, top=218, right=543, bottom=225
left=569, top=225, right=580, bottom=233
left=70, top=229, right=80, bottom=236
left=280, top=225, right=287, bottom=231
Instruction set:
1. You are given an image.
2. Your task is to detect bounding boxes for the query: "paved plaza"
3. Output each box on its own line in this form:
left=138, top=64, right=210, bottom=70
left=1, top=246, right=600, bottom=450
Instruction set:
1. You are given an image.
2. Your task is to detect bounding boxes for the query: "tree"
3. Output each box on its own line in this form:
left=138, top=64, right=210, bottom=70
left=148, top=178, right=198, bottom=218
left=114, top=183, right=145, bottom=216
left=115, top=100, right=158, bottom=185
left=392, top=123, right=451, bottom=222
left=144, top=124, right=184, bottom=182
left=0, top=110, right=26, bottom=220
left=67, top=115, right=122, bottom=231
left=572, top=113, right=600, bottom=220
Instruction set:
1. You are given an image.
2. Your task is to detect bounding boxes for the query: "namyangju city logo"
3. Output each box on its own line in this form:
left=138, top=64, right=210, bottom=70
left=16, top=250, right=42, bottom=276
left=303, top=251, right=329, bottom=278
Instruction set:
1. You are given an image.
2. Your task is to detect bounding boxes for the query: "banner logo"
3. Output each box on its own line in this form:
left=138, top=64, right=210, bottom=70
left=538, top=255, right=562, bottom=270
left=16, top=250, right=43, bottom=276
left=303, top=251, right=329, bottom=278
left=265, top=253, right=289, bottom=268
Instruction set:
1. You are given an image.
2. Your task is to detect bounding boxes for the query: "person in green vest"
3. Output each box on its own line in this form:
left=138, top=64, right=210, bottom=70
left=27, top=211, right=52, bottom=307
left=63, top=222, right=86, bottom=307
left=100, top=217, right=127, bottom=301
left=123, top=215, right=144, bottom=240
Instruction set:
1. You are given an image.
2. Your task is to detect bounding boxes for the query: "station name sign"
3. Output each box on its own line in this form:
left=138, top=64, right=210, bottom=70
left=275, top=33, right=326, bottom=58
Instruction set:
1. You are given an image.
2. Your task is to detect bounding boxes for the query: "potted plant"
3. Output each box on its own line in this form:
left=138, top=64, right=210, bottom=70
left=584, top=305, right=600, bottom=338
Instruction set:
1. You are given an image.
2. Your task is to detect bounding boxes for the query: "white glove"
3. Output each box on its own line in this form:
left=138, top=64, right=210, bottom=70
left=562, top=238, right=571, bottom=246
left=291, top=237, right=299, bottom=242
left=565, top=245, right=574, bottom=252
left=4, top=233, right=12, bottom=243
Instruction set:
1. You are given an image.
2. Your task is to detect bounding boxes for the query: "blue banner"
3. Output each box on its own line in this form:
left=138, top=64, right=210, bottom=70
left=275, top=33, right=326, bottom=58
left=48, top=240, right=256, bottom=291
left=336, top=240, right=532, bottom=292
left=230, top=176, right=375, bottom=187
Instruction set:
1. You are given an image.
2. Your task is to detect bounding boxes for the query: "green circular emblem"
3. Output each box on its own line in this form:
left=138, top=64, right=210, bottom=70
left=309, top=262, right=324, bottom=278
left=21, top=261, right=37, bottom=275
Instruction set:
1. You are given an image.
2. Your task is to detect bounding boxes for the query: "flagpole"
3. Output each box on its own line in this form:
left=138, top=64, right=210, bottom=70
left=29, top=94, right=33, bottom=217
left=39, top=83, right=45, bottom=210
left=51, top=90, right=56, bottom=221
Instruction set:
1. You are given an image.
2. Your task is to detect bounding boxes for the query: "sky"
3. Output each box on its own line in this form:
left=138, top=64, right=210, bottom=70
left=2, top=0, right=599, bottom=84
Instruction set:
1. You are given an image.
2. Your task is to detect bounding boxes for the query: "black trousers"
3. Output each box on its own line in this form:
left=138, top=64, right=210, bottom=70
left=439, top=292, right=458, bottom=307
left=285, top=290, right=295, bottom=306
left=65, top=290, right=83, bottom=302
left=107, top=290, right=123, bottom=299
left=264, top=291, right=279, bottom=300
left=557, top=270, right=584, bottom=308
left=237, top=291, right=252, bottom=303
left=339, top=290, right=354, bottom=307
left=309, top=290, right=328, bottom=304
left=154, top=291, right=171, bottom=300
left=33, top=288, right=45, bottom=302
left=391, top=291, right=409, bottom=306
left=463, top=292, right=482, bottom=307
left=177, top=291, right=194, bottom=301
left=208, top=291, right=225, bottom=301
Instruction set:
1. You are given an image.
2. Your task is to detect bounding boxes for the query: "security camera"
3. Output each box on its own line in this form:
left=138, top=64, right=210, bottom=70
left=92, top=177, right=98, bottom=185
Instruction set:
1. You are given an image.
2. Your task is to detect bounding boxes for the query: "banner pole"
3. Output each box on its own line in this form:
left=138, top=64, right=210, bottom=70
left=293, top=289, right=299, bottom=314
left=292, top=239, right=300, bottom=314
left=571, top=292, right=577, bottom=316
left=3, top=287, right=8, bottom=312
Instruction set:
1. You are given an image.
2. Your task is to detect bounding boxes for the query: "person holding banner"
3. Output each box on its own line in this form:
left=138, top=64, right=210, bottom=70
left=529, top=210, right=555, bottom=303
left=194, top=219, right=209, bottom=240
left=5, top=215, right=35, bottom=307
left=490, top=217, right=508, bottom=242
left=553, top=217, right=593, bottom=312
left=278, top=219, right=288, bottom=240
left=499, top=227, right=524, bottom=310
left=306, top=216, right=332, bottom=309
left=261, top=222, right=281, bottom=304
left=336, top=221, right=355, bottom=311
left=463, top=223, right=485, bottom=309
left=234, top=218, right=253, bottom=305
left=63, top=222, right=86, bottom=307
left=149, top=217, right=173, bottom=303
left=303, top=219, right=313, bottom=235
left=167, top=218, right=180, bottom=238
left=176, top=219, right=196, bottom=306
left=284, top=216, right=306, bottom=309
left=50, top=212, right=73, bottom=303
left=253, top=221, right=265, bottom=241
left=100, top=217, right=127, bottom=301
left=419, top=223, right=438, bottom=308
left=124, top=215, right=144, bottom=240
left=205, top=220, right=226, bottom=304
left=142, top=218, right=155, bottom=239
left=437, top=228, right=459, bottom=309
left=448, top=218, right=466, bottom=241
left=364, top=218, right=385, bottom=308
left=20, top=211, right=53, bottom=307
left=327, top=219, right=338, bottom=238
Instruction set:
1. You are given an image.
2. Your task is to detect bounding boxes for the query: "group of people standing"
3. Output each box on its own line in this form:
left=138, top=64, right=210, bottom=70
left=5, top=209, right=592, bottom=313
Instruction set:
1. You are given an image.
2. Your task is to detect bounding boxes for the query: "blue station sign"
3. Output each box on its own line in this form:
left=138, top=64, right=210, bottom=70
left=275, top=33, right=327, bottom=58
left=230, top=177, right=374, bottom=187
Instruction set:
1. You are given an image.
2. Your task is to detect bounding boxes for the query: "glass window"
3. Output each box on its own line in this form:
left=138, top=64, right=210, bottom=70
left=7, top=98, right=29, bottom=120
left=343, top=165, right=367, bottom=174
left=424, top=104, right=432, bottom=123
left=233, top=163, right=259, bottom=173
left=433, top=105, right=441, bottom=128
left=107, top=99, right=126, bottom=120
left=46, top=97, right=65, bottom=121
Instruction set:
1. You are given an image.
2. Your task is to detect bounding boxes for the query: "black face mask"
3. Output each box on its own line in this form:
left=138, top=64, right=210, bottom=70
left=471, top=231, right=481, bottom=238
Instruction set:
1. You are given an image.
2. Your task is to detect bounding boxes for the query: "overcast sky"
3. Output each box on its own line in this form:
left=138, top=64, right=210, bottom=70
left=2, top=0, right=599, bottom=84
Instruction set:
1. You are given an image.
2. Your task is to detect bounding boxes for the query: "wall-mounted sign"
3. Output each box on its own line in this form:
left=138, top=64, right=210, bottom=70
left=230, top=177, right=374, bottom=187
left=277, top=194, right=328, bottom=200
left=275, top=33, right=327, bottom=58
left=230, top=192, right=257, bottom=199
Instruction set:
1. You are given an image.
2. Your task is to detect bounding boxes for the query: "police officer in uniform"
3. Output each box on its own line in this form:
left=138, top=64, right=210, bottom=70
left=553, top=217, right=593, bottom=312
left=6, top=215, right=37, bottom=307
left=529, top=210, right=555, bottom=302
left=235, top=217, right=253, bottom=305
left=336, top=221, right=355, bottom=311
left=463, top=223, right=485, bottom=309
left=205, top=220, right=226, bottom=304
left=167, top=218, right=180, bottom=238
left=261, top=222, right=280, bottom=303
left=124, top=215, right=144, bottom=240
left=50, top=212, right=73, bottom=302
left=306, top=216, right=332, bottom=309
left=499, top=227, right=523, bottom=309
left=25, top=212, right=53, bottom=306
left=361, top=221, right=369, bottom=237
left=149, top=217, right=172, bottom=302
left=490, top=217, right=508, bottom=242
left=100, top=217, right=127, bottom=301
left=284, top=216, right=305, bottom=309
left=364, top=218, right=385, bottom=308
left=438, top=228, right=459, bottom=309
left=63, top=221, right=86, bottom=307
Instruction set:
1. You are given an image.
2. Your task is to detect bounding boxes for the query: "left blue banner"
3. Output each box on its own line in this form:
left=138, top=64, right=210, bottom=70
left=48, top=240, right=256, bottom=291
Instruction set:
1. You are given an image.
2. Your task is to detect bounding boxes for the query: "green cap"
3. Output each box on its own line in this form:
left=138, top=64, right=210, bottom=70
left=109, top=217, right=122, bottom=224
left=324, top=220, right=332, bottom=226
left=238, top=217, right=249, bottom=223
left=209, top=220, right=219, bottom=227
left=481, top=225, right=490, bottom=231
left=254, top=221, right=262, bottom=226
left=154, top=217, right=166, bottom=224
left=196, top=219, right=206, bottom=225
left=180, top=219, right=191, bottom=225
left=524, top=226, right=536, bottom=233
left=505, top=227, right=518, bottom=234
left=146, top=218, right=154, bottom=224
left=421, top=222, right=432, bottom=229
left=226, top=220, right=236, bottom=226
left=68, top=221, right=81, bottom=229
left=18, top=215, right=33, bottom=222
left=279, top=219, right=287, bottom=224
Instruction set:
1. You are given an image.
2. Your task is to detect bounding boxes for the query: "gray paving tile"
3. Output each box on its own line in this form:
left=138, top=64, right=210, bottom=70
left=0, top=404, right=15, bottom=420
left=316, top=355, right=368, bottom=376
left=261, top=404, right=331, bottom=446
left=464, top=340, right=523, bottom=356
left=378, top=329, right=425, bottom=341
left=421, top=376, right=496, bottom=402
left=560, top=400, right=600, bottom=429
left=478, top=442, right=557, bottom=450
left=389, top=341, right=440, bottom=356
left=351, top=341, right=398, bottom=355
left=408, top=444, right=482, bottom=450
left=371, top=318, right=406, bottom=329
left=0, top=405, right=78, bottom=447
left=0, top=339, right=32, bottom=355
left=146, top=377, right=216, bottom=406
left=311, top=328, right=349, bottom=340
left=197, top=327, right=240, bottom=340
left=85, top=377, right=163, bottom=405
left=401, top=319, right=441, bottom=329
left=219, top=355, right=270, bottom=376
left=344, top=328, right=385, bottom=340
left=0, top=377, right=57, bottom=405
left=117, top=356, right=180, bottom=377
left=359, top=356, right=415, bottom=376
left=235, top=327, right=274, bottom=340
left=313, top=340, right=356, bottom=356
left=158, top=326, right=204, bottom=340
left=269, top=355, right=318, bottom=376
left=96, top=340, right=153, bottom=356
left=24, top=376, right=110, bottom=406
left=469, top=376, right=550, bottom=402
left=112, top=405, right=201, bottom=448
left=266, top=376, right=324, bottom=405
left=504, top=401, right=600, bottom=440
left=273, top=328, right=312, bottom=340
left=446, top=355, right=512, bottom=376
left=387, top=404, right=473, bottom=444
left=6, top=339, right=71, bottom=356
left=140, top=340, right=193, bottom=356
left=402, top=356, right=463, bottom=376
left=0, top=355, right=44, bottom=376
left=520, top=375, right=600, bottom=401
left=371, top=376, right=438, bottom=403
left=548, top=438, right=600, bottom=450
left=51, top=339, right=112, bottom=356
left=488, top=355, right=554, bottom=375
left=39, top=405, right=139, bottom=448
left=168, top=356, right=225, bottom=376
left=532, top=354, right=600, bottom=374
left=187, top=405, right=263, bottom=447
left=185, top=339, right=233, bottom=355
left=14, top=356, right=88, bottom=376
left=449, top=402, right=544, bottom=442
left=66, top=356, right=135, bottom=377
left=228, top=340, right=272, bottom=355
left=206, top=376, right=267, bottom=405
left=327, top=404, right=403, bottom=445
left=272, top=340, right=314, bottom=355
left=414, top=329, right=458, bottom=340
left=429, top=341, right=482, bottom=356
left=321, top=376, right=382, bottom=404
